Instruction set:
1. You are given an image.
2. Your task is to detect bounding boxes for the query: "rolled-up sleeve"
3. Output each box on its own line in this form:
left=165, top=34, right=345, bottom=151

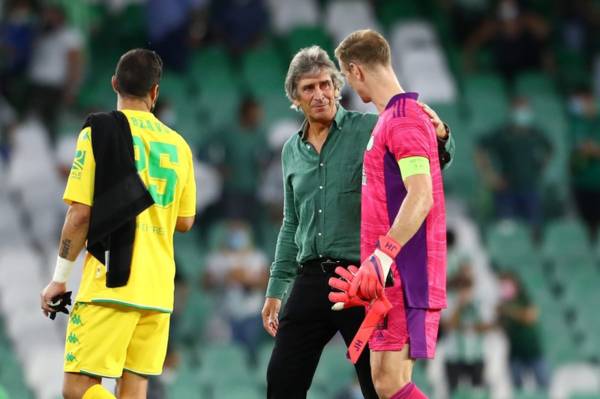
left=266, top=146, right=299, bottom=299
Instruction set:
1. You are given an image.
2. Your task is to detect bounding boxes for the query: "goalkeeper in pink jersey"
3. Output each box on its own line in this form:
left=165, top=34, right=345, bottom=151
left=329, top=30, right=447, bottom=399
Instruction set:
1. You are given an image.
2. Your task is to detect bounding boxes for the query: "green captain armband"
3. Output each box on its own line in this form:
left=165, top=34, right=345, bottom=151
left=398, top=156, right=430, bottom=178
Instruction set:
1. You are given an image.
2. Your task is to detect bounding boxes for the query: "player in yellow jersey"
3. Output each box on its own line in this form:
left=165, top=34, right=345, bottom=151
left=39, top=49, right=196, bottom=399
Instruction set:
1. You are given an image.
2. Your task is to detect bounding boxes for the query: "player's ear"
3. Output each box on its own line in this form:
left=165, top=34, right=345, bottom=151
left=111, top=75, right=118, bottom=94
left=151, top=84, right=159, bottom=103
left=354, top=63, right=366, bottom=81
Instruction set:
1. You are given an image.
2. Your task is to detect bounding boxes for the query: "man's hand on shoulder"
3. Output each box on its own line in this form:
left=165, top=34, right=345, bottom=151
left=417, top=102, right=449, bottom=140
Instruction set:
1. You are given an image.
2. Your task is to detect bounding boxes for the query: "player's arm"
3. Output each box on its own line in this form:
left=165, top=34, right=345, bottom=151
left=387, top=165, right=433, bottom=245
left=176, top=216, right=195, bottom=232
left=348, top=120, right=434, bottom=301
left=40, top=202, right=91, bottom=316
left=176, top=144, right=197, bottom=233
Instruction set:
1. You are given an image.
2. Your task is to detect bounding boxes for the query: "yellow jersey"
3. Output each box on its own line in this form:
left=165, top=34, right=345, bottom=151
left=63, top=109, right=196, bottom=312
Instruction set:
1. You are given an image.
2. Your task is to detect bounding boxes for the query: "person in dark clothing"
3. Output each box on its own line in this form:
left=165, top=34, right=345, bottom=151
left=475, top=96, right=552, bottom=231
left=568, top=87, right=600, bottom=240
left=497, top=272, right=550, bottom=390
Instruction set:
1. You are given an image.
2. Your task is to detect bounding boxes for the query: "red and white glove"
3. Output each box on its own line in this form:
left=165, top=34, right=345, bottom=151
left=349, top=236, right=402, bottom=301
left=328, top=266, right=370, bottom=310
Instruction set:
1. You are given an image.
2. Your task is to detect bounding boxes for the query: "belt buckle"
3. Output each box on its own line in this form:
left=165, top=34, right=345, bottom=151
left=320, top=259, right=338, bottom=273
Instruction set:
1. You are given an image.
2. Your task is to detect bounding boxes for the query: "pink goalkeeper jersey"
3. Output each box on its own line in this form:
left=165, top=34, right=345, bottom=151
left=361, top=92, right=447, bottom=309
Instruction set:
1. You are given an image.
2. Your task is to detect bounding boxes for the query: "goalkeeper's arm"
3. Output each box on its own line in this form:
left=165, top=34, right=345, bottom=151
left=386, top=171, right=433, bottom=251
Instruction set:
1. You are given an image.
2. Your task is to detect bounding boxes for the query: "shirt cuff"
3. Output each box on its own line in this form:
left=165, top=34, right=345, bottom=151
left=266, top=278, right=289, bottom=299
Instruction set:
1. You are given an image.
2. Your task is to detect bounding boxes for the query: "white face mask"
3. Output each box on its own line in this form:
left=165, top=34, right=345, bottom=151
left=511, top=107, right=534, bottom=128
left=499, top=1, right=519, bottom=21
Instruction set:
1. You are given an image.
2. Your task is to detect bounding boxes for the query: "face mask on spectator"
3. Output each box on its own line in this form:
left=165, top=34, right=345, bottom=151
left=500, top=279, right=518, bottom=300
left=498, top=1, right=519, bottom=21
left=569, top=97, right=585, bottom=116
left=227, top=229, right=250, bottom=251
left=512, top=107, right=533, bottom=128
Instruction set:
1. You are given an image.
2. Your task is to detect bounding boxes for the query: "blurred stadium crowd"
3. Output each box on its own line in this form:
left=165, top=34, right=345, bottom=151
left=1, top=0, right=600, bottom=398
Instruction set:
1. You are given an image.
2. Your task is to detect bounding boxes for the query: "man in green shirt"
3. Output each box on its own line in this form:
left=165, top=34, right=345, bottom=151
left=262, top=46, right=455, bottom=399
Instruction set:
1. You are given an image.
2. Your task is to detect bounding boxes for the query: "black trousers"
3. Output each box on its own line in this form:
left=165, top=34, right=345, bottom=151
left=266, top=262, right=377, bottom=399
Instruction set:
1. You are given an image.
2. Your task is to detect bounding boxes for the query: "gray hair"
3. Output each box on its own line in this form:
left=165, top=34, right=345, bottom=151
left=284, top=46, right=344, bottom=110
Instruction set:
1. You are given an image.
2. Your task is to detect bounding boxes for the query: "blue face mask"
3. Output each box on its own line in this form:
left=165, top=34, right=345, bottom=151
left=512, top=107, right=534, bottom=128
left=227, top=229, right=250, bottom=251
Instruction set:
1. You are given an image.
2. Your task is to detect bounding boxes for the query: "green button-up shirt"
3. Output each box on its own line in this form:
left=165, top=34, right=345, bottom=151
left=266, top=106, right=455, bottom=298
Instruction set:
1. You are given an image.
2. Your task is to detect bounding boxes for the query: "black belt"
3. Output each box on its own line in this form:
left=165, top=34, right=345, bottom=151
left=298, top=258, right=359, bottom=275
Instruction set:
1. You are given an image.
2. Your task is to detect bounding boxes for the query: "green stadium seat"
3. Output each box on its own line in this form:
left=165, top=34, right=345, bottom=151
left=312, top=342, right=354, bottom=395
left=78, top=76, right=116, bottom=110
left=429, top=103, right=467, bottom=134
left=0, top=385, right=7, bottom=399
left=198, top=358, right=255, bottom=392
left=255, top=341, right=274, bottom=383
left=541, top=219, right=592, bottom=262
left=189, top=46, right=234, bottom=82
left=451, top=389, right=490, bottom=399
left=570, top=394, right=600, bottom=399
left=174, top=229, right=206, bottom=280
left=190, top=46, right=242, bottom=130
left=260, top=90, right=297, bottom=126
left=285, top=26, right=333, bottom=57
left=545, top=332, right=580, bottom=367
left=485, top=220, right=536, bottom=270
left=166, top=366, right=205, bottom=398
left=199, top=343, right=249, bottom=369
left=441, top=131, right=480, bottom=200
left=176, top=289, right=216, bottom=345
left=412, top=362, right=431, bottom=394
left=306, top=389, right=329, bottom=399
left=241, top=43, right=286, bottom=100
left=375, top=0, right=423, bottom=29
left=515, top=72, right=556, bottom=97
left=212, top=383, right=263, bottom=399
left=513, top=390, right=548, bottom=399
left=463, top=73, right=509, bottom=136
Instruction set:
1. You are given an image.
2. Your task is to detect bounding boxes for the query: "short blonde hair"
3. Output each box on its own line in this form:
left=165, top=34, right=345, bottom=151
left=335, top=29, right=391, bottom=69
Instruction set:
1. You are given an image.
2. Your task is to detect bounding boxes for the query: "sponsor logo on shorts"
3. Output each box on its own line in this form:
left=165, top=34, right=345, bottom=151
left=67, top=333, right=79, bottom=344
left=70, top=313, right=83, bottom=326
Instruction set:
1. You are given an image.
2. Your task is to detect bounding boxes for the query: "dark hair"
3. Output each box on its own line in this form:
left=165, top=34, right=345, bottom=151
left=115, top=49, right=163, bottom=98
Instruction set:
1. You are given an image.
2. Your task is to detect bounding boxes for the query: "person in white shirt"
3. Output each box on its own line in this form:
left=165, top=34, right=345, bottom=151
left=28, top=4, right=83, bottom=144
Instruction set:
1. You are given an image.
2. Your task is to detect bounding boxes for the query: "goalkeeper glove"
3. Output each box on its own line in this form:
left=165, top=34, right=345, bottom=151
left=328, top=266, right=370, bottom=310
left=349, top=236, right=402, bottom=301
left=48, top=291, right=72, bottom=320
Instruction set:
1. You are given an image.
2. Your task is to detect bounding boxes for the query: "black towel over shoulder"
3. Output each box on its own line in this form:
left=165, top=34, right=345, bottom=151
left=83, top=111, right=154, bottom=288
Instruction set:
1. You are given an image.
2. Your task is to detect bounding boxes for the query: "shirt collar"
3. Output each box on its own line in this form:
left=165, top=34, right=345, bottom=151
left=385, top=92, right=419, bottom=110
left=297, top=105, right=347, bottom=140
